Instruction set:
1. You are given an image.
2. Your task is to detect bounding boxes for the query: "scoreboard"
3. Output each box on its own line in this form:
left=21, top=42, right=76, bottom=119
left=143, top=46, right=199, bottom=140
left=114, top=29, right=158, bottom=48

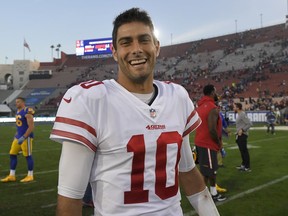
left=76, top=37, right=112, bottom=57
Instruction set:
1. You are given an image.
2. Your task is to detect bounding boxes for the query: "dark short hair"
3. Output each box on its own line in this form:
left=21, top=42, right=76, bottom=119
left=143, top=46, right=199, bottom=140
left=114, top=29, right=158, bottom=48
left=16, top=97, right=25, bottom=102
left=112, top=7, right=156, bottom=49
left=203, top=84, right=215, bottom=96
left=235, top=102, right=242, bottom=110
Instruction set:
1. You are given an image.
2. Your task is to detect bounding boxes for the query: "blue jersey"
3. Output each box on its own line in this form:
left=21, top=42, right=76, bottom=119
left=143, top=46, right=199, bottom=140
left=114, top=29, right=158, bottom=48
left=266, top=111, right=276, bottom=124
left=15, top=107, right=35, bottom=139
left=220, top=112, right=228, bottom=137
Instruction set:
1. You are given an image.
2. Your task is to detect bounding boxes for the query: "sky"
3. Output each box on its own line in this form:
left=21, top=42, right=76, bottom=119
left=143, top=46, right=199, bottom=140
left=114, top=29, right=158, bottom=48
left=1, top=0, right=287, bottom=64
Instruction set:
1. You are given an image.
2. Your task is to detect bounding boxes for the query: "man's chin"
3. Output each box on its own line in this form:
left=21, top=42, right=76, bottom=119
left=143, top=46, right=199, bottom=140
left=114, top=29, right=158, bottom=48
left=132, top=75, right=149, bottom=84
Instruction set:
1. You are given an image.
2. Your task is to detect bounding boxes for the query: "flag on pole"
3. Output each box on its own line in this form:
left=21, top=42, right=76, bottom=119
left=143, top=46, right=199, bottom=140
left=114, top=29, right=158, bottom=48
left=24, top=39, right=31, bottom=52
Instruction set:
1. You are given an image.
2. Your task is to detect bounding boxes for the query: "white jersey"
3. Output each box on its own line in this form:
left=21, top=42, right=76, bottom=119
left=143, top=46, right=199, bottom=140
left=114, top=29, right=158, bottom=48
left=50, top=79, right=201, bottom=216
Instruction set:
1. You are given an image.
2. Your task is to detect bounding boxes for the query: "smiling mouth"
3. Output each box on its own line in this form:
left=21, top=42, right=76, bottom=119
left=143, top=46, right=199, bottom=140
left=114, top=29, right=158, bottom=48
left=129, top=59, right=147, bottom=66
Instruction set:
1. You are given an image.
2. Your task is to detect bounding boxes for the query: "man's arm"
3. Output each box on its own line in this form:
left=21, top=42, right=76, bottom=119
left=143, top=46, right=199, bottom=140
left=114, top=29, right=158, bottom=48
left=56, top=141, right=95, bottom=216
left=179, top=167, right=205, bottom=195
left=24, top=113, right=34, bottom=138
left=179, top=168, right=220, bottom=215
left=179, top=134, right=219, bottom=215
left=208, top=108, right=221, bottom=146
left=56, top=196, right=82, bottom=216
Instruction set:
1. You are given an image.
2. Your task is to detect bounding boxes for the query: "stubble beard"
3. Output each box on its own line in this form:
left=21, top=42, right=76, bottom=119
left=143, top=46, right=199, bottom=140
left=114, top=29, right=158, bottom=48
left=122, top=61, right=154, bottom=85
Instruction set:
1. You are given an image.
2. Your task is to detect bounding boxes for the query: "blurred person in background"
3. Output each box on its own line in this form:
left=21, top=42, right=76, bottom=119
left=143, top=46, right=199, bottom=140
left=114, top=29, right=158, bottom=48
left=266, top=107, right=276, bottom=135
left=1, top=97, right=35, bottom=183
left=234, top=102, right=253, bottom=172
left=194, top=84, right=227, bottom=202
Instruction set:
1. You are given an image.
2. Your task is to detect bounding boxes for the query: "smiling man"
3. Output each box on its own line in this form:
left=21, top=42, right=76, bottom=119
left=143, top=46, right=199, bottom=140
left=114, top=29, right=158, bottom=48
left=50, top=8, right=219, bottom=216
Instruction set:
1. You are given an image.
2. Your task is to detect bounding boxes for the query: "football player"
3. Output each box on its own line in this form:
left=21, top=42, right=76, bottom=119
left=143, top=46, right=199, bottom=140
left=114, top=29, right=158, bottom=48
left=51, top=8, right=220, bottom=216
left=266, top=107, right=276, bottom=135
left=1, top=97, right=35, bottom=183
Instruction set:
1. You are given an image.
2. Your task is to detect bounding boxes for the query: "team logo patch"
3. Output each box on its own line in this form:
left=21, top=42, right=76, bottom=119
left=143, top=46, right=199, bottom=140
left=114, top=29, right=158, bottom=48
left=146, top=124, right=166, bottom=130
left=149, top=108, right=156, bottom=118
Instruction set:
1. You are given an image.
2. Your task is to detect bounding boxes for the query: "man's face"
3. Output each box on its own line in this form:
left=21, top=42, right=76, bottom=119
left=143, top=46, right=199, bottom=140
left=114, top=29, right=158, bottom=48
left=15, top=99, right=24, bottom=109
left=112, top=21, right=160, bottom=85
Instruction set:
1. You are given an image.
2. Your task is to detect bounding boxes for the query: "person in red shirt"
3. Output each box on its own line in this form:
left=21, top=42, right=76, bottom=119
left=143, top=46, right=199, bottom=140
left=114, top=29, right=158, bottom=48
left=194, top=84, right=227, bottom=202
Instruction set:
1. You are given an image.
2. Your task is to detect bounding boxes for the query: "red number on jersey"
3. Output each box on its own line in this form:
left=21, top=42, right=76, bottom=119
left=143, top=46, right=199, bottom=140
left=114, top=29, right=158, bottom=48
left=124, top=131, right=182, bottom=204
left=80, top=80, right=103, bottom=89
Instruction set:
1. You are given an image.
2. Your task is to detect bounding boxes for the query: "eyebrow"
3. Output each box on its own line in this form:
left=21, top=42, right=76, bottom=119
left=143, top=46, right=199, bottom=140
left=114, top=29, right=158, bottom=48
left=117, top=33, right=152, bottom=43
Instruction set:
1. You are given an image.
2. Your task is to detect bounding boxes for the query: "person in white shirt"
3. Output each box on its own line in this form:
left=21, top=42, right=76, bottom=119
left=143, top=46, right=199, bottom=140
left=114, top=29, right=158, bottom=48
left=50, top=7, right=219, bottom=216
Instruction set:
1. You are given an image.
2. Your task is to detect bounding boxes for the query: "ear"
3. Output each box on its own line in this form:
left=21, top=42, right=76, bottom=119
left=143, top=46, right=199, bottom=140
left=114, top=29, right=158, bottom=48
left=155, top=40, right=160, bottom=57
left=112, top=45, right=118, bottom=62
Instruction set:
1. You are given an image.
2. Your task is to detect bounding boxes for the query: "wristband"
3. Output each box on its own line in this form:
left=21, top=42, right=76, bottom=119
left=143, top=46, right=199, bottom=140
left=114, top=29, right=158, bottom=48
left=187, top=187, right=220, bottom=216
left=18, top=135, right=26, bottom=144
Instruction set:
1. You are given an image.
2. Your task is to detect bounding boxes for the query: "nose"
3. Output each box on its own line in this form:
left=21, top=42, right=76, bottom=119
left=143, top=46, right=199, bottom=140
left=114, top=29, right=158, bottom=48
left=131, top=41, right=142, bottom=55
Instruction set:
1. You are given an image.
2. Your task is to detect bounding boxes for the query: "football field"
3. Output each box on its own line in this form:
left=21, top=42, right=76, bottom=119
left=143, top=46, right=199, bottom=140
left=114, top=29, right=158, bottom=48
left=0, top=123, right=287, bottom=216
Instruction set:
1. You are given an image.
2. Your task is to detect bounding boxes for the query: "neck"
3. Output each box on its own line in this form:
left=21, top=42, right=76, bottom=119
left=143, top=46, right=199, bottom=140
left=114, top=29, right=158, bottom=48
left=116, top=77, right=154, bottom=94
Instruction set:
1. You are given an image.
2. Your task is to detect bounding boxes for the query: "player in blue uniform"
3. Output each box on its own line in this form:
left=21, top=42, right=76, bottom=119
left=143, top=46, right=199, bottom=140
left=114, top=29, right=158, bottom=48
left=1, top=97, right=35, bottom=183
left=266, top=107, right=276, bottom=135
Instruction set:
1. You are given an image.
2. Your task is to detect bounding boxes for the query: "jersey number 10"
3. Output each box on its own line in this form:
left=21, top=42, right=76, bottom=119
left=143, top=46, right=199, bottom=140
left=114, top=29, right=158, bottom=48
left=124, top=131, right=182, bottom=204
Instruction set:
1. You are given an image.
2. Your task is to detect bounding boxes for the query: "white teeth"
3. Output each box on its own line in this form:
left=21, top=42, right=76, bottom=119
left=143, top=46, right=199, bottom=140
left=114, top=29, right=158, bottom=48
left=130, top=59, right=146, bottom=65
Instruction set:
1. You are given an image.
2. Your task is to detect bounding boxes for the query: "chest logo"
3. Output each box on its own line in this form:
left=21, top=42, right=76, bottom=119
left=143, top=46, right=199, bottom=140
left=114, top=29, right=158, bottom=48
left=149, top=108, right=156, bottom=118
left=146, top=125, right=166, bottom=130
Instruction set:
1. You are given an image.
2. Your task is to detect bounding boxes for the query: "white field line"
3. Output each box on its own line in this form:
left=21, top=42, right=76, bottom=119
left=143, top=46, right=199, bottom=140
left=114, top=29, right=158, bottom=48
left=184, top=175, right=288, bottom=216
left=38, top=175, right=288, bottom=210
left=3, top=169, right=58, bottom=187
left=0, top=147, right=61, bottom=156
left=41, top=203, right=57, bottom=208
left=24, top=188, right=56, bottom=195
left=1, top=169, right=58, bottom=188
left=250, top=126, right=288, bottom=131
left=223, top=135, right=287, bottom=149
left=0, top=168, right=58, bottom=209
left=20, top=169, right=58, bottom=177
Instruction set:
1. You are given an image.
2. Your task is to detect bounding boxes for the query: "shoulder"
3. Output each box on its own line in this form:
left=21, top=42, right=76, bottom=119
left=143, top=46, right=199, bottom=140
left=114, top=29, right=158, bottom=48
left=209, top=106, right=219, bottom=117
left=65, top=80, right=108, bottom=101
left=24, top=107, right=35, bottom=115
left=154, top=80, right=188, bottom=98
left=240, top=111, right=249, bottom=119
left=56, top=80, right=111, bottom=121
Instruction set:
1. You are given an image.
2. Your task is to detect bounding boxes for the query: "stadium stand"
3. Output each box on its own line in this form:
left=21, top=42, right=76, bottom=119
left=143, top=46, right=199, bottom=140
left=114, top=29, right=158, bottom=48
left=1, top=23, right=287, bottom=118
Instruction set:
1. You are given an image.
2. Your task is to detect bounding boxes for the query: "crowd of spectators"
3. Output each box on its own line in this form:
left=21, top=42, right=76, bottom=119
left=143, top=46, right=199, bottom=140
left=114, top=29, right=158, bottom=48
left=35, top=23, right=288, bottom=120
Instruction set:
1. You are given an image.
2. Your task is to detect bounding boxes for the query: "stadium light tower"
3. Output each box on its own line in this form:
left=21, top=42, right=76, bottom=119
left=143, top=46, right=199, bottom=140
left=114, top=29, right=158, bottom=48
left=260, top=13, right=263, bottom=28
left=50, top=45, right=54, bottom=61
left=56, top=44, right=61, bottom=59
left=235, top=19, right=238, bottom=33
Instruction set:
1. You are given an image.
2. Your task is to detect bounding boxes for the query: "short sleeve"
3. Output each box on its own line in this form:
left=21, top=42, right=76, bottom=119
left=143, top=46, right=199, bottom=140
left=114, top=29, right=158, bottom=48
left=50, top=84, right=102, bottom=151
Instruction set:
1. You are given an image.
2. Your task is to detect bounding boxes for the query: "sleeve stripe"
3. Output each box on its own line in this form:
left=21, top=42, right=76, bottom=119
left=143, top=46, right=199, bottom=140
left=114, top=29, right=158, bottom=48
left=183, top=118, right=202, bottom=137
left=51, top=129, right=97, bottom=152
left=55, top=116, right=97, bottom=137
left=186, top=109, right=197, bottom=125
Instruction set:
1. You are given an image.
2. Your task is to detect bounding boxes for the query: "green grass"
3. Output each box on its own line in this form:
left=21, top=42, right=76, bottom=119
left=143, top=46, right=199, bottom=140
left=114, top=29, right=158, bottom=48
left=0, top=124, right=287, bottom=216
left=182, top=126, right=288, bottom=216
